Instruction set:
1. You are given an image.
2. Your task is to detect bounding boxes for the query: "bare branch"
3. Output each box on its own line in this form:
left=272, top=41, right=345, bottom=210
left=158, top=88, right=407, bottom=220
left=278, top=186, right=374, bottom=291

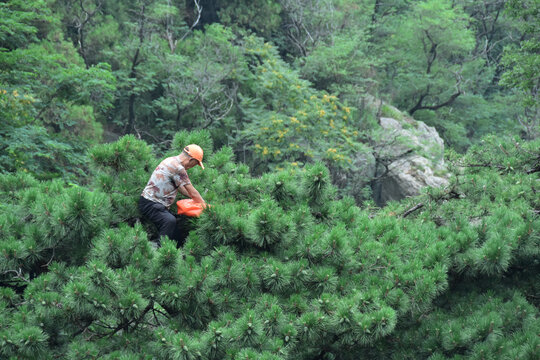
left=180, top=0, right=202, bottom=42
left=74, top=0, right=102, bottom=68
left=2, top=268, right=30, bottom=283
left=41, top=248, right=55, bottom=268
left=409, top=71, right=464, bottom=115
left=402, top=203, right=424, bottom=218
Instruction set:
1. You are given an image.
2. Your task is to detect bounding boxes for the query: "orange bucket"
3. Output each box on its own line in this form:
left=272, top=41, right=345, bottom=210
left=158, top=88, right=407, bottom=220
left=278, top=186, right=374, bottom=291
left=176, top=199, right=205, bottom=217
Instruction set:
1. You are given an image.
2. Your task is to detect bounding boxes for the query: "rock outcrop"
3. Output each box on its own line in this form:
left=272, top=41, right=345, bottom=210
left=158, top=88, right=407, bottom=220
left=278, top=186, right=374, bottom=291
left=369, top=102, right=450, bottom=205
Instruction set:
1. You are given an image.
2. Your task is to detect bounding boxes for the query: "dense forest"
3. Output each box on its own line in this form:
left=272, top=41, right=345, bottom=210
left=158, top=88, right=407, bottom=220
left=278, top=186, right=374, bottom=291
left=0, top=0, right=538, bottom=359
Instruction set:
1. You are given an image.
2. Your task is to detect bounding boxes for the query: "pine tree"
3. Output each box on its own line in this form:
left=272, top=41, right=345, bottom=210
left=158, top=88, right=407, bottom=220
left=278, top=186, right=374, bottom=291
left=0, top=132, right=538, bottom=359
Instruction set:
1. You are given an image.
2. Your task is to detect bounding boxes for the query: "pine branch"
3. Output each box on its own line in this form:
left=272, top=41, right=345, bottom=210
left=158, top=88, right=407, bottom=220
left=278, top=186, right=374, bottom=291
left=1, top=268, right=30, bottom=283
left=152, top=307, right=166, bottom=325
left=40, top=248, right=55, bottom=268
left=131, top=302, right=154, bottom=331
left=105, top=302, right=154, bottom=337
left=526, top=165, right=540, bottom=174
left=72, top=321, right=94, bottom=337
left=402, top=203, right=424, bottom=218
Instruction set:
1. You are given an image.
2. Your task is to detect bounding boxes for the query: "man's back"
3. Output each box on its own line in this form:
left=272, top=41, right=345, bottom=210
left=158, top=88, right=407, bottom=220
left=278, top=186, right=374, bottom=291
left=141, top=156, right=191, bottom=208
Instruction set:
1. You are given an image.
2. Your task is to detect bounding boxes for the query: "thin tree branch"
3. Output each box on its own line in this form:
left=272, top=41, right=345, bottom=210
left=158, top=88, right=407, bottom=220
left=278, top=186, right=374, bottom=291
left=402, top=203, right=424, bottom=218
left=1, top=268, right=30, bottom=283
left=180, top=0, right=202, bottom=42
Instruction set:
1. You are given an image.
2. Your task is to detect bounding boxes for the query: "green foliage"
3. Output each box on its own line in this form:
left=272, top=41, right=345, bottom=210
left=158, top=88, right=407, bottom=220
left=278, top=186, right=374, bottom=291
left=1, top=0, right=539, bottom=357
left=89, top=134, right=154, bottom=222
left=0, top=88, right=87, bottom=180
left=1, top=133, right=537, bottom=358
left=170, top=129, right=215, bottom=159
left=500, top=0, right=540, bottom=107
left=365, top=286, right=540, bottom=360
left=157, top=24, right=253, bottom=144
left=217, top=0, right=282, bottom=37
left=0, top=0, right=56, bottom=50
left=499, top=0, right=539, bottom=139
left=239, top=35, right=365, bottom=173
left=380, top=0, right=479, bottom=113
left=298, top=29, right=378, bottom=97
left=0, top=0, right=116, bottom=180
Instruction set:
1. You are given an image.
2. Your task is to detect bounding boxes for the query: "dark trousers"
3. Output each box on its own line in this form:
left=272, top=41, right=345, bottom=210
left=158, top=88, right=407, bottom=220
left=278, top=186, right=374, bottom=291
left=138, top=196, right=181, bottom=244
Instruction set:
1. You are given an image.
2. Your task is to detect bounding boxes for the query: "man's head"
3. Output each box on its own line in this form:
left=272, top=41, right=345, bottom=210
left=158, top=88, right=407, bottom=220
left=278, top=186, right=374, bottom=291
left=179, top=144, right=205, bottom=170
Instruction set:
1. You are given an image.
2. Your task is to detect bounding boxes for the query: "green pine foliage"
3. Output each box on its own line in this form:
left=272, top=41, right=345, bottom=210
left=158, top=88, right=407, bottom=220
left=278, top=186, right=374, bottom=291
left=1, top=0, right=539, bottom=358
left=0, top=132, right=537, bottom=359
left=89, top=135, right=154, bottom=223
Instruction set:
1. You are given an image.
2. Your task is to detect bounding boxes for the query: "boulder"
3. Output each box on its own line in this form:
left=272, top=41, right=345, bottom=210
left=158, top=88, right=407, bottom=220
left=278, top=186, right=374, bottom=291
left=370, top=103, right=450, bottom=205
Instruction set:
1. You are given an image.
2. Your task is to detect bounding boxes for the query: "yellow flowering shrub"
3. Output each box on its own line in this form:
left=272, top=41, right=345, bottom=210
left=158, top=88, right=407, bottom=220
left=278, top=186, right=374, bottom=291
left=240, top=36, right=362, bottom=172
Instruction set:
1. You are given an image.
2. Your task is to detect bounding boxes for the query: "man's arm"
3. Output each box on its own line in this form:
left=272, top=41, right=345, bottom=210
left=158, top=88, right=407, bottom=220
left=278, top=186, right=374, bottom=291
left=183, top=184, right=205, bottom=204
left=178, top=185, right=190, bottom=198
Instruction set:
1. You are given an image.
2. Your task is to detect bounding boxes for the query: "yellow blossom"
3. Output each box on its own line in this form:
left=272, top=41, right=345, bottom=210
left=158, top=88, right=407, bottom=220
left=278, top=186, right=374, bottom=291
left=262, top=147, right=269, bottom=155
left=319, top=109, right=326, bottom=117
left=274, top=149, right=281, bottom=156
left=343, top=116, right=348, bottom=120
left=13, top=90, right=19, bottom=97
left=290, top=116, right=299, bottom=124
left=277, top=129, right=289, bottom=139
left=344, top=107, right=351, bottom=114
left=332, top=104, right=337, bottom=110
left=291, top=162, right=298, bottom=166
left=329, top=119, right=335, bottom=128
left=0, top=89, right=6, bottom=95
left=255, top=144, right=262, bottom=149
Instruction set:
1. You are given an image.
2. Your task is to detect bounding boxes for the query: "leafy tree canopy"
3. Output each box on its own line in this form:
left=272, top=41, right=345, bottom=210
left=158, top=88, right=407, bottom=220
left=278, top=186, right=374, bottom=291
left=0, top=132, right=538, bottom=359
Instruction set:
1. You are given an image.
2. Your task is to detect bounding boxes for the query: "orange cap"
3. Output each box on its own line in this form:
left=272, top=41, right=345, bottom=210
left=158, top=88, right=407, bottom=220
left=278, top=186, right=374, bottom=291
left=184, top=144, right=205, bottom=169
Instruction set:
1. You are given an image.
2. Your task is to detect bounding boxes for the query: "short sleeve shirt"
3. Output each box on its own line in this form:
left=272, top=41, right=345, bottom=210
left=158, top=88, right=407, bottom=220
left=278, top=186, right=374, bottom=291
left=141, top=156, right=191, bottom=208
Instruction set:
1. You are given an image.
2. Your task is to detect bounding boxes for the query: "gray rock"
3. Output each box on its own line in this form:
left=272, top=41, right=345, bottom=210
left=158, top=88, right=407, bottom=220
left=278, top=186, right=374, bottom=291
left=374, top=155, right=449, bottom=205
left=370, top=104, right=450, bottom=205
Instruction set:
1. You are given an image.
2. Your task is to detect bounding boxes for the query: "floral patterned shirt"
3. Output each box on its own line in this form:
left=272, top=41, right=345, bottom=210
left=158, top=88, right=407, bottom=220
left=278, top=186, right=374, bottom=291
left=141, top=156, right=191, bottom=208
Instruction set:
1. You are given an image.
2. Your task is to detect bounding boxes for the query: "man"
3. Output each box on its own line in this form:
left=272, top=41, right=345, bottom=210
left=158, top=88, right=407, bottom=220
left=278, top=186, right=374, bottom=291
left=139, top=144, right=206, bottom=245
